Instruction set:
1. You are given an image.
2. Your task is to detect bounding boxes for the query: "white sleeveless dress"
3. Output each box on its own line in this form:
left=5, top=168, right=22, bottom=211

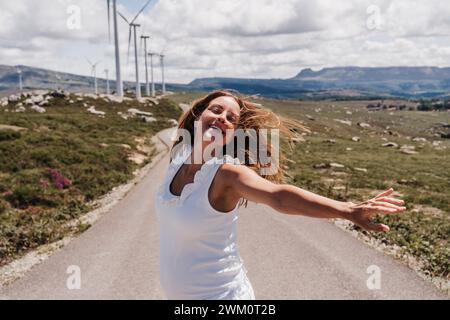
left=154, top=144, right=255, bottom=300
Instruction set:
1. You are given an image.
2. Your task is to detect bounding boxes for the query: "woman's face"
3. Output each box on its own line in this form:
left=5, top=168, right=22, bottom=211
left=199, top=96, right=241, bottom=146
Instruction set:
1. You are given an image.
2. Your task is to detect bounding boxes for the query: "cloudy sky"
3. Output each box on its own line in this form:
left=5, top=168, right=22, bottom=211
left=1, top=0, right=450, bottom=84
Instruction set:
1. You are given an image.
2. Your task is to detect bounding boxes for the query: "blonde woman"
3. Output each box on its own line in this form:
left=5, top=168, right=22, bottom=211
left=155, top=90, right=406, bottom=300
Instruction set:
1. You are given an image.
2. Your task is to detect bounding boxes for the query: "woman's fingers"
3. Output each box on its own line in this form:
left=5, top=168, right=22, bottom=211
left=368, top=222, right=390, bottom=233
left=365, top=205, right=400, bottom=215
left=376, top=196, right=405, bottom=206
left=374, top=188, right=394, bottom=199
left=370, top=201, right=406, bottom=211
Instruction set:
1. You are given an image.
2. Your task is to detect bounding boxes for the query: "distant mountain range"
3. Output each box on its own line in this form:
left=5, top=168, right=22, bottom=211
left=189, top=67, right=450, bottom=99
left=2, top=64, right=450, bottom=99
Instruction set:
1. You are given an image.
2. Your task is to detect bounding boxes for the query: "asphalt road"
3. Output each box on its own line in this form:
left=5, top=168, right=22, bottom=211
left=0, top=127, right=446, bottom=299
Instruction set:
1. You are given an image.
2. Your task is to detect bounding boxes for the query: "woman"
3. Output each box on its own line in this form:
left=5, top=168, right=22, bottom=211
left=155, top=90, right=406, bottom=300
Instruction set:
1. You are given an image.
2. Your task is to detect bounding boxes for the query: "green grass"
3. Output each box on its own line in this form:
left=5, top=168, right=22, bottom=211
left=0, top=93, right=182, bottom=265
left=171, top=92, right=450, bottom=280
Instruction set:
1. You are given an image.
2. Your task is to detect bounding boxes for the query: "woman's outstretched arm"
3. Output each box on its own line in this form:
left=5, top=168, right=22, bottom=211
left=222, top=164, right=406, bottom=233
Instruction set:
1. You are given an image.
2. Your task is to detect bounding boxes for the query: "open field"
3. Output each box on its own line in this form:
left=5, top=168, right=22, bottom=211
left=0, top=92, right=182, bottom=266
left=171, top=92, right=450, bottom=283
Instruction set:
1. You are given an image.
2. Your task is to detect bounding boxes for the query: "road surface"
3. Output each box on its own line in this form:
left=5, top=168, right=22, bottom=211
left=0, top=127, right=446, bottom=299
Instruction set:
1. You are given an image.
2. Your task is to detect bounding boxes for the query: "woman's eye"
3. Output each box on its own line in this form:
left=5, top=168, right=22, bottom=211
left=210, top=107, right=221, bottom=113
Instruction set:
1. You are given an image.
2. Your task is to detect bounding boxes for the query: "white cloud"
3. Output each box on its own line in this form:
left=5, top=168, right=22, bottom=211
left=1, top=0, right=450, bottom=84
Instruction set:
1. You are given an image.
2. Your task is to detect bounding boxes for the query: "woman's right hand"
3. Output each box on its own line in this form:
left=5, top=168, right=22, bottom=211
left=346, top=188, right=406, bottom=232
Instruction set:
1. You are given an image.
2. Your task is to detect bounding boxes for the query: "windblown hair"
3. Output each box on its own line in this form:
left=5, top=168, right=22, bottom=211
left=171, top=90, right=309, bottom=207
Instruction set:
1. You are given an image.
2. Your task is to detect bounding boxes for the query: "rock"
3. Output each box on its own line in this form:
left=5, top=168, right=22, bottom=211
left=334, top=119, right=352, bottom=126
left=39, top=100, right=49, bottom=106
left=31, top=95, right=44, bottom=104
left=77, top=97, right=83, bottom=102
left=325, top=139, right=336, bottom=144
left=346, top=147, right=352, bottom=151
left=354, top=167, right=368, bottom=173
left=351, top=136, right=360, bottom=142
left=8, top=94, right=20, bottom=102
left=50, top=91, right=66, bottom=98
left=329, top=162, right=345, bottom=169
left=69, top=100, right=75, bottom=104
left=87, top=106, right=105, bottom=117
left=24, top=98, right=33, bottom=105
left=142, top=116, right=157, bottom=123
left=0, top=100, right=8, bottom=107
left=357, top=122, right=371, bottom=128
left=346, top=111, right=352, bottom=115
left=382, top=142, right=398, bottom=148
left=15, top=106, right=26, bottom=112
left=99, top=143, right=109, bottom=148
left=412, top=137, right=427, bottom=142
left=401, top=149, right=418, bottom=155
left=33, top=90, right=49, bottom=96
left=128, top=108, right=153, bottom=117
left=15, top=102, right=23, bottom=107
left=138, top=97, right=158, bottom=105
left=30, top=105, right=46, bottom=113
left=83, top=103, right=88, bottom=108
left=105, top=95, right=123, bottom=103
left=83, top=93, right=98, bottom=100
left=168, top=119, right=178, bottom=126
left=400, top=145, right=417, bottom=154
left=314, top=108, right=322, bottom=113
left=117, top=144, right=132, bottom=149
left=313, top=163, right=329, bottom=169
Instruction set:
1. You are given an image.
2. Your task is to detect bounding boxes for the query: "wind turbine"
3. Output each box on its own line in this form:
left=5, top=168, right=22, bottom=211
left=118, top=0, right=155, bottom=99
left=16, top=67, right=23, bottom=92
left=55, top=73, right=62, bottom=91
left=106, top=0, right=123, bottom=97
left=148, top=52, right=157, bottom=97
left=105, top=69, right=110, bottom=95
left=85, top=58, right=101, bottom=95
left=159, top=52, right=166, bottom=94
left=141, top=35, right=150, bottom=96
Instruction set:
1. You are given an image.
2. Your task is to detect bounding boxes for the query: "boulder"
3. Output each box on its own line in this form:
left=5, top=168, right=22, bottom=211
left=357, top=122, right=371, bottom=128
left=8, top=94, right=20, bottom=102
left=382, top=142, right=398, bottom=148
left=30, top=105, right=46, bottom=113
left=334, top=119, right=352, bottom=126
left=87, top=106, right=105, bottom=117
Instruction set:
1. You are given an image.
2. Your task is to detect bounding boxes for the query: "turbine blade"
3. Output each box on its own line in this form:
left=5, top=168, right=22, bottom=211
left=85, top=56, right=93, bottom=66
left=127, top=27, right=132, bottom=64
left=131, top=0, right=156, bottom=24
left=117, top=11, right=130, bottom=24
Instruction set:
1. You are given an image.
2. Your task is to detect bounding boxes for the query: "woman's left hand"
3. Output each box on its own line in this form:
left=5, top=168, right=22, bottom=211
left=346, top=188, right=406, bottom=232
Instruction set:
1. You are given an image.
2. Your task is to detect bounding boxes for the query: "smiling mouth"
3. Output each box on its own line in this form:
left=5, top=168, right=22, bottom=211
left=208, top=123, right=224, bottom=134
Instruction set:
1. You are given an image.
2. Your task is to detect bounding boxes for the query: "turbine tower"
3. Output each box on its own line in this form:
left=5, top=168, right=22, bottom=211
left=105, top=69, right=110, bottom=95
left=148, top=52, right=157, bottom=97
left=141, top=35, right=150, bottom=96
left=159, top=53, right=166, bottom=94
left=85, top=58, right=101, bottom=95
left=118, top=0, right=155, bottom=99
left=16, top=67, right=23, bottom=92
left=106, top=0, right=123, bottom=97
